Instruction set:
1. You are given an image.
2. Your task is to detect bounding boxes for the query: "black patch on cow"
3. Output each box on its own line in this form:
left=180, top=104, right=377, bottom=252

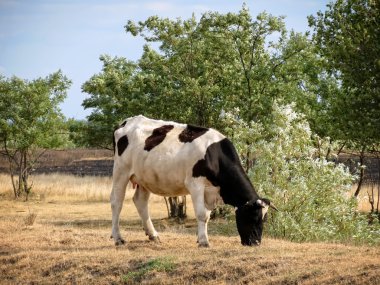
left=192, top=138, right=259, bottom=207
left=113, top=121, right=128, bottom=154
left=117, top=135, right=129, bottom=156
left=144, top=125, right=174, bottom=151
left=179, top=125, right=209, bottom=143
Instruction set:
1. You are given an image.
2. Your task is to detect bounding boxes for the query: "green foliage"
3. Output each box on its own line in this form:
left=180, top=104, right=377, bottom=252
left=0, top=71, right=71, bottom=198
left=82, top=55, right=141, bottom=148
left=308, top=0, right=380, bottom=145
left=83, top=6, right=325, bottom=147
left=121, top=257, right=176, bottom=283
left=0, top=71, right=70, bottom=149
left=223, top=102, right=380, bottom=244
left=64, top=118, right=91, bottom=148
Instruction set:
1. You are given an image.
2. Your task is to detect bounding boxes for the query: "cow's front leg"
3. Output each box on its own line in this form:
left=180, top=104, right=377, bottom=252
left=133, top=186, right=159, bottom=242
left=191, top=191, right=211, bottom=247
left=110, top=173, right=129, bottom=246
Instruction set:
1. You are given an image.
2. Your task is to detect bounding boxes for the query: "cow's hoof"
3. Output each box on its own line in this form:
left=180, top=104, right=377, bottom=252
left=198, top=242, right=210, bottom=248
left=149, top=235, right=161, bottom=243
left=115, top=238, right=126, bottom=246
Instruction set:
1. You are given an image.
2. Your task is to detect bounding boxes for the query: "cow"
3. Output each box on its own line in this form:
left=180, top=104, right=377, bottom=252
left=111, top=115, right=277, bottom=247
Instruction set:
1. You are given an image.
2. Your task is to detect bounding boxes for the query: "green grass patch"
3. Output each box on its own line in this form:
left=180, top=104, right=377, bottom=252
left=121, top=257, right=176, bottom=283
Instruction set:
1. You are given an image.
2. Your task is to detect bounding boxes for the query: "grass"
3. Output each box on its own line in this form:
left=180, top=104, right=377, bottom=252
left=355, top=184, right=380, bottom=213
left=121, top=257, right=176, bottom=283
left=0, top=173, right=115, bottom=202
left=0, top=173, right=380, bottom=284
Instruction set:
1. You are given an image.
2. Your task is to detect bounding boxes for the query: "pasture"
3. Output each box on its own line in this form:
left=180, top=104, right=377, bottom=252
left=1, top=173, right=380, bottom=284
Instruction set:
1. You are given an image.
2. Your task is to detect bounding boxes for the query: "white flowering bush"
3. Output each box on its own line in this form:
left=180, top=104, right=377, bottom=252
left=223, top=102, right=380, bottom=244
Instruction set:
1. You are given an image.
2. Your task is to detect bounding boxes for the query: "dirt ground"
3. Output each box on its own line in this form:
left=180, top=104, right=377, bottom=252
left=1, top=196, right=379, bottom=285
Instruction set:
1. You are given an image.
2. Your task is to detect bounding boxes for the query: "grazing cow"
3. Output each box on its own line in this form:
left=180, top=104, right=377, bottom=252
left=111, top=115, right=276, bottom=247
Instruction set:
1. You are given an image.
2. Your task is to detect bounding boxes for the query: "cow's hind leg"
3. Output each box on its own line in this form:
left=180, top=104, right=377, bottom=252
left=133, top=186, right=160, bottom=242
left=110, top=171, right=129, bottom=246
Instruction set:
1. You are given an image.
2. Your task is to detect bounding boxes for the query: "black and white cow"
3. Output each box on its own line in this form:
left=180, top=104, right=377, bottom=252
left=111, top=115, right=276, bottom=247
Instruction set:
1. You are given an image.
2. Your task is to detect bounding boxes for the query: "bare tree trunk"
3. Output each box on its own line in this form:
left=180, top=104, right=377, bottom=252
left=8, top=154, right=18, bottom=198
left=3, top=140, right=19, bottom=198
left=18, top=151, right=24, bottom=197
left=165, top=196, right=187, bottom=220
left=376, top=156, right=380, bottom=223
left=337, top=141, right=346, bottom=156
left=22, top=151, right=30, bottom=201
left=354, top=146, right=366, bottom=197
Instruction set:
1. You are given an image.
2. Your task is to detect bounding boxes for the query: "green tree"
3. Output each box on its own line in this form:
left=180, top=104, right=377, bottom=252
left=125, top=7, right=320, bottom=126
left=126, top=14, right=232, bottom=126
left=83, top=6, right=324, bottom=148
left=308, top=0, right=380, bottom=146
left=309, top=0, right=380, bottom=196
left=82, top=55, right=142, bottom=148
left=65, top=118, right=91, bottom=148
left=0, top=71, right=71, bottom=199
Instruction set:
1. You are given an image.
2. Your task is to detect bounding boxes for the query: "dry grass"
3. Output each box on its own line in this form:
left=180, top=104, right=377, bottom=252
left=1, top=173, right=116, bottom=202
left=0, top=174, right=380, bottom=284
left=354, top=184, right=380, bottom=213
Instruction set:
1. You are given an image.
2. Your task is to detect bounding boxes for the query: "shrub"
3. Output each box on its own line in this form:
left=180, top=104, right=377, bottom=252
left=223, top=102, right=380, bottom=244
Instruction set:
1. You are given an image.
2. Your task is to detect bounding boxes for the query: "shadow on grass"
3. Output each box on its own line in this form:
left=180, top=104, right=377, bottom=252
left=47, top=217, right=238, bottom=237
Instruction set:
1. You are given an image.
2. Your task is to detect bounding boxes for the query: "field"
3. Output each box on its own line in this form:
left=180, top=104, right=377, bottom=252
left=1, top=174, right=380, bottom=284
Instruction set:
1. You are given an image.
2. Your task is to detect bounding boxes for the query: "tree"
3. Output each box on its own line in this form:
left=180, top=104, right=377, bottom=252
left=82, top=55, right=143, bottom=148
left=126, top=14, right=232, bottom=127
left=83, top=6, right=333, bottom=218
left=84, top=6, right=322, bottom=142
left=0, top=71, right=71, bottom=199
left=308, top=0, right=380, bottom=195
left=126, top=7, right=310, bottom=126
left=65, top=118, right=91, bottom=148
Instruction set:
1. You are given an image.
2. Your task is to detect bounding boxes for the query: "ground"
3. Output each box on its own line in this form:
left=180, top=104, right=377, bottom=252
left=1, top=177, right=379, bottom=285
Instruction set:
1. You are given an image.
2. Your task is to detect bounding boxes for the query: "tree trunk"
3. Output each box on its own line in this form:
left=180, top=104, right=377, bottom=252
left=165, top=196, right=187, bottom=220
left=22, top=151, right=30, bottom=200
left=354, top=147, right=366, bottom=197
left=8, top=155, right=18, bottom=198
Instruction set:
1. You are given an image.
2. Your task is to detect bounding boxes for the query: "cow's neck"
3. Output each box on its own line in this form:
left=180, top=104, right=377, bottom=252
left=218, top=164, right=259, bottom=208
left=218, top=139, right=259, bottom=207
left=192, top=138, right=259, bottom=208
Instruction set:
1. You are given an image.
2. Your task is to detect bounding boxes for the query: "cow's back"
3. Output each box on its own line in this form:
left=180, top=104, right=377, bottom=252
left=114, top=115, right=225, bottom=196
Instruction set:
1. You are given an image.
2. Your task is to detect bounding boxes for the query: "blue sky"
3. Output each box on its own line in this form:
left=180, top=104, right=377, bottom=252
left=0, top=0, right=330, bottom=119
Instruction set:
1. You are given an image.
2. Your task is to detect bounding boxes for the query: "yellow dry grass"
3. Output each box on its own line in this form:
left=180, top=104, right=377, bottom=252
left=354, top=184, right=380, bottom=213
left=0, top=174, right=380, bottom=284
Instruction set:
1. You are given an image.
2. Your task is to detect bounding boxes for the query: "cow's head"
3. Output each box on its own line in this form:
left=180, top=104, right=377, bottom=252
left=235, top=198, right=276, bottom=246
